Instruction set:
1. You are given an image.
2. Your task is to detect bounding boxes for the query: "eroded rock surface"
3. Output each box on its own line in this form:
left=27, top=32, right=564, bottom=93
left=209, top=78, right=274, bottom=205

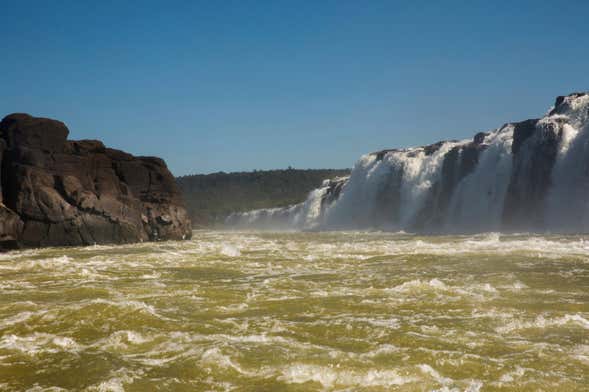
left=0, top=113, right=191, bottom=250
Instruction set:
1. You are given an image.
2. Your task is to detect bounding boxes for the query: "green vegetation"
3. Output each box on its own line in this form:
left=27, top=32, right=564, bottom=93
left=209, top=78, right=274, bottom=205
left=176, top=168, right=350, bottom=227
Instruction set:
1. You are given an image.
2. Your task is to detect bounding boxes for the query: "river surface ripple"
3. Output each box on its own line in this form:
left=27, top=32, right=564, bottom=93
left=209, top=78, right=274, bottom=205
left=0, top=231, right=588, bottom=391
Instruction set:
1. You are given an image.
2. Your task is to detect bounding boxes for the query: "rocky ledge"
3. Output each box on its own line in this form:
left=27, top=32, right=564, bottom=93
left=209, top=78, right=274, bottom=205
left=0, top=113, right=191, bottom=250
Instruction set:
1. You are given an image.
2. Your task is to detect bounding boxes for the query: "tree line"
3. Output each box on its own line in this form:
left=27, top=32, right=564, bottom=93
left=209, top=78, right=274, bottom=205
left=176, top=168, right=350, bottom=227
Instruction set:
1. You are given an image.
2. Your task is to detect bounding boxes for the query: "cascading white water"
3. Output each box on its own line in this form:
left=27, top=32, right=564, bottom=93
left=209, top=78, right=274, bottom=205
left=445, top=126, right=513, bottom=232
left=227, top=93, right=589, bottom=233
left=225, top=178, right=340, bottom=230
left=322, top=141, right=465, bottom=230
left=544, top=94, right=589, bottom=232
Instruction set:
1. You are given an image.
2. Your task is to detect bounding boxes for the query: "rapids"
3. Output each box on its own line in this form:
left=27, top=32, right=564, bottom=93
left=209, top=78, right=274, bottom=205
left=0, top=231, right=588, bottom=391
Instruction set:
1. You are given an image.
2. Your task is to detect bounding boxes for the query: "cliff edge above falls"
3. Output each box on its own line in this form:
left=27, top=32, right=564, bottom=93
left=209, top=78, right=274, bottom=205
left=0, top=113, right=192, bottom=250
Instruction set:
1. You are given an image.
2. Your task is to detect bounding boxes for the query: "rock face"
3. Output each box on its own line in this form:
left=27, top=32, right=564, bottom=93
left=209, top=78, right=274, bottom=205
left=0, top=113, right=191, bottom=250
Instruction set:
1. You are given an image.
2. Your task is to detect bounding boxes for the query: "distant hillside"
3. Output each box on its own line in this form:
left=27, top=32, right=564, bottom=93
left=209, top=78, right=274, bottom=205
left=176, top=168, right=350, bottom=227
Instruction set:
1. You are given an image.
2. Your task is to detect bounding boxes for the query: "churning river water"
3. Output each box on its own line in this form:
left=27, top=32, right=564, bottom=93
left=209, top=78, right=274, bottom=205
left=0, top=231, right=588, bottom=391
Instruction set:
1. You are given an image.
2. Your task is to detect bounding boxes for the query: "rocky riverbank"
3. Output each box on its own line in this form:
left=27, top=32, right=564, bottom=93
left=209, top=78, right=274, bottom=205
left=0, top=113, right=191, bottom=250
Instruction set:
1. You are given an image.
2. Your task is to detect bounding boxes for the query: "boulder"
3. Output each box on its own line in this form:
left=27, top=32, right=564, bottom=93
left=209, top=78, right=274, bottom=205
left=0, top=113, right=191, bottom=249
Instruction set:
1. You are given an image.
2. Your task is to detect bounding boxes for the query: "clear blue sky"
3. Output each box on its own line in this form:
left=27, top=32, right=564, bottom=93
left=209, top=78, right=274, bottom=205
left=1, top=1, right=588, bottom=176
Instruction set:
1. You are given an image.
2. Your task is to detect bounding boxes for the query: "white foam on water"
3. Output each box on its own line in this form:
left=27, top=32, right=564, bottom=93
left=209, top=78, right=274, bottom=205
left=286, top=234, right=589, bottom=260
left=1, top=230, right=588, bottom=389
left=387, top=278, right=450, bottom=293
left=571, top=344, right=589, bottom=364
left=279, top=363, right=417, bottom=388
left=382, top=278, right=498, bottom=302
left=353, top=316, right=401, bottom=329
left=0, top=333, right=80, bottom=356
left=217, top=303, right=248, bottom=312
left=359, top=344, right=402, bottom=358
left=220, top=244, right=241, bottom=257
left=496, top=313, right=589, bottom=333
left=86, top=368, right=139, bottom=392
left=0, top=248, right=42, bottom=261
left=419, top=364, right=483, bottom=392
left=95, top=330, right=152, bottom=350
left=25, top=386, right=69, bottom=392
left=498, top=366, right=526, bottom=383
left=200, top=347, right=244, bottom=372
left=0, top=310, right=37, bottom=328
left=500, top=280, right=528, bottom=291
left=89, top=298, right=160, bottom=317
left=418, top=364, right=454, bottom=385
left=0, top=255, right=72, bottom=272
left=433, top=381, right=484, bottom=392
left=198, top=346, right=274, bottom=379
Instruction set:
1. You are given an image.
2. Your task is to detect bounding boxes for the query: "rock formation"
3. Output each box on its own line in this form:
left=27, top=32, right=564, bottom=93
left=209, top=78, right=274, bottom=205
left=0, top=113, right=191, bottom=250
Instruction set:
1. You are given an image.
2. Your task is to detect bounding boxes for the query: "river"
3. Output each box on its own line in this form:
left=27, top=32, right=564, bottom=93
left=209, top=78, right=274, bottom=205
left=0, top=231, right=588, bottom=391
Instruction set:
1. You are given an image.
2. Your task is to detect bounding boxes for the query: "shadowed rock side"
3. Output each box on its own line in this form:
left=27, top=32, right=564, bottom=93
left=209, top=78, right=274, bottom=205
left=0, top=114, right=191, bottom=250
left=227, top=92, right=589, bottom=233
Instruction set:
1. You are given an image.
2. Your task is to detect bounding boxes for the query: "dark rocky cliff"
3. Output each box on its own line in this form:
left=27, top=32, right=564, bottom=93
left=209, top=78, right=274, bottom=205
left=0, top=113, right=191, bottom=250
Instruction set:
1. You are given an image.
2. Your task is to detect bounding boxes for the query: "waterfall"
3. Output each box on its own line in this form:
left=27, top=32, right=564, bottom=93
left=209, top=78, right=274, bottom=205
left=227, top=92, right=589, bottom=233
left=544, top=94, right=589, bottom=232
left=224, top=178, right=346, bottom=230
left=445, top=126, right=513, bottom=232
